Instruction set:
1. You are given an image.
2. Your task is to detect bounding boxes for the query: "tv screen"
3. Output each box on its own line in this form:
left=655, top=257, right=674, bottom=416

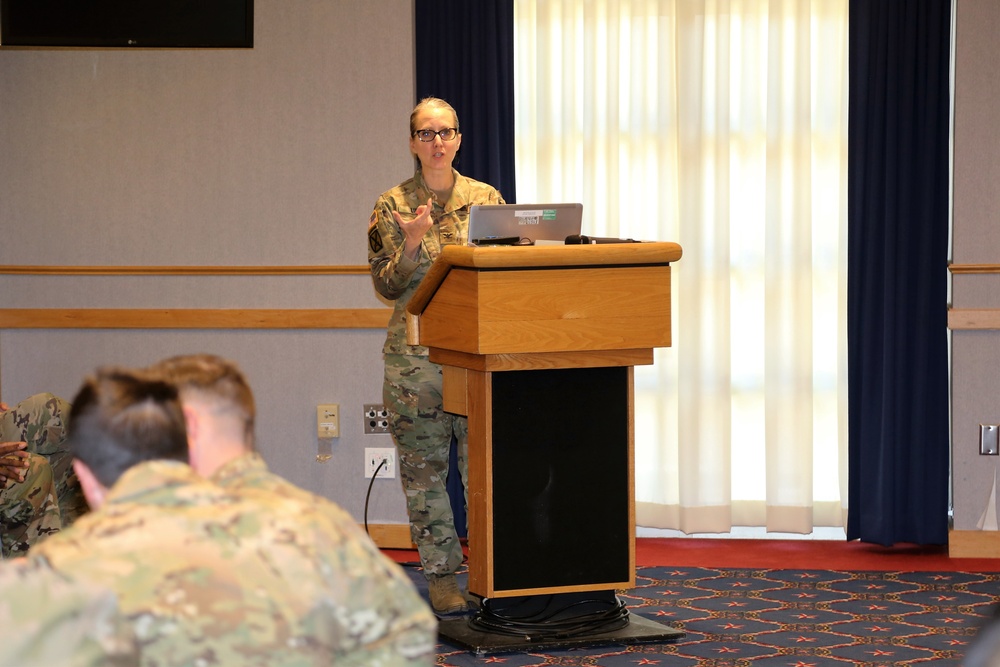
left=0, top=0, right=253, bottom=48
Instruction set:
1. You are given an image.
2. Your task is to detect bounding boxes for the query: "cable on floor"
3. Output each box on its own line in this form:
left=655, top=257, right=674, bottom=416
left=467, top=591, right=630, bottom=640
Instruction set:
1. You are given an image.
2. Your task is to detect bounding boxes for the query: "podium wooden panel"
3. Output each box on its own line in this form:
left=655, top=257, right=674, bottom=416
left=407, top=243, right=681, bottom=599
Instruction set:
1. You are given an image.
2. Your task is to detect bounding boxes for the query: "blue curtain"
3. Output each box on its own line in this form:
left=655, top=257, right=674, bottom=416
left=847, top=0, right=952, bottom=546
left=413, top=0, right=516, bottom=203
left=414, top=0, right=515, bottom=538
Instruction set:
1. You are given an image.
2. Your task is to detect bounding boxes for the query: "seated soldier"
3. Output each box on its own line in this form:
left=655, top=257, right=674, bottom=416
left=1, top=367, right=437, bottom=665
left=0, top=393, right=89, bottom=528
left=0, top=443, right=60, bottom=557
left=150, top=353, right=438, bottom=664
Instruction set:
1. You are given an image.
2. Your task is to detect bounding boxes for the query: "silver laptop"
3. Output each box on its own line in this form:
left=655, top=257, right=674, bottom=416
left=467, top=203, right=583, bottom=246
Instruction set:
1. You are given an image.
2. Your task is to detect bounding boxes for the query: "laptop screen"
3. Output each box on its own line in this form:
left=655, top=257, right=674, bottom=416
left=467, top=203, right=583, bottom=246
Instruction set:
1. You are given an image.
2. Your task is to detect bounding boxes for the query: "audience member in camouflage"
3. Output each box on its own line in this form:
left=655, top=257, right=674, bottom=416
left=150, top=352, right=437, bottom=665
left=0, top=449, right=61, bottom=557
left=0, top=393, right=81, bottom=556
left=4, top=367, right=428, bottom=666
left=0, top=556, right=138, bottom=667
left=368, top=97, right=504, bottom=614
left=0, top=393, right=89, bottom=526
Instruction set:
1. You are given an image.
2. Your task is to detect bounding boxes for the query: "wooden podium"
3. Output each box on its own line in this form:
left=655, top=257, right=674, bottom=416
left=407, top=242, right=682, bottom=606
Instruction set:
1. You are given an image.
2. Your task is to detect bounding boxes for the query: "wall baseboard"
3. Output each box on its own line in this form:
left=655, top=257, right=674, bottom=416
left=949, top=308, right=1000, bottom=330
left=949, top=529, right=1000, bottom=558
left=369, top=527, right=1000, bottom=559
left=363, top=523, right=415, bottom=550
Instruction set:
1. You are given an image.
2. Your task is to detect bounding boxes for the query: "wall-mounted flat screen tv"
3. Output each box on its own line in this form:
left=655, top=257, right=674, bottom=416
left=0, top=0, right=253, bottom=48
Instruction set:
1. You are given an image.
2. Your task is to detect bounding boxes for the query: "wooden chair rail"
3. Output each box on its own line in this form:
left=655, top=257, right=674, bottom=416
left=0, top=308, right=392, bottom=329
left=950, top=264, right=1000, bottom=274
left=0, top=265, right=370, bottom=276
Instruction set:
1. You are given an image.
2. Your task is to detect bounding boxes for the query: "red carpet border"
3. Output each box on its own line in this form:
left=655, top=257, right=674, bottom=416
left=633, top=538, right=1000, bottom=572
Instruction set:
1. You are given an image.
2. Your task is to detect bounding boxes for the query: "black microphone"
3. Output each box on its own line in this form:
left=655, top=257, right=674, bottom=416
left=565, top=234, right=641, bottom=244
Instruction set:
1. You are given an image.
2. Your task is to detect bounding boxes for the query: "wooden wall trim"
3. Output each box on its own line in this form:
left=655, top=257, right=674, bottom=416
left=949, top=529, right=1000, bottom=558
left=0, top=265, right=370, bottom=276
left=949, top=308, right=1000, bottom=330
left=0, top=308, right=392, bottom=329
left=950, top=264, right=1000, bottom=274
left=364, top=524, right=417, bottom=550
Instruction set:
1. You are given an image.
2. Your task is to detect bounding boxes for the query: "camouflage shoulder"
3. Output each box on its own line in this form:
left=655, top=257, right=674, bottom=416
left=0, top=557, right=139, bottom=667
left=454, top=172, right=505, bottom=205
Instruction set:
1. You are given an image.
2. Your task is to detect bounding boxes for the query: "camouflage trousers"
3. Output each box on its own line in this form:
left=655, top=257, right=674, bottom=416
left=0, top=453, right=62, bottom=558
left=0, top=393, right=89, bottom=557
left=383, top=354, right=468, bottom=578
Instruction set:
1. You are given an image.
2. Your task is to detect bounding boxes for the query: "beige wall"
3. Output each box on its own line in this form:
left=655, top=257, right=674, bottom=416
left=952, top=0, right=1000, bottom=543
left=9, top=2, right=985, bottom=544
left=0, top=1, right=416, bottom=525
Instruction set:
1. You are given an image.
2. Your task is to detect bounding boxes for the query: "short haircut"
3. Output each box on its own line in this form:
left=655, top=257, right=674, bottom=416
left=68, top=367, right=188, bottom=488
left=148, top=354, right=256, bottom=449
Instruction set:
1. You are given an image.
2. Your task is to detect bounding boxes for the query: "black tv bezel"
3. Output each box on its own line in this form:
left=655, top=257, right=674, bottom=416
left=0, top=0, right=254, bottom=48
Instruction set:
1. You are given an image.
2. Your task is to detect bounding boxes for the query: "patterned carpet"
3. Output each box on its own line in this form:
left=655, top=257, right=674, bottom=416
left=410, top=565, right=1000, bottom=666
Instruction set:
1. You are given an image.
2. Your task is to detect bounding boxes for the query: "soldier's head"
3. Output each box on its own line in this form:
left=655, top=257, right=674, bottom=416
left=68, top=367, right=188, bottom=508
left=148, top=354, right=256, bottom=477
left=408, top=97, right=462, bottom=171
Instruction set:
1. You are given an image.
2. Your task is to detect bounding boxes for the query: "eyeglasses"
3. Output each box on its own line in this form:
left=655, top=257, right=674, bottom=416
left=413, top=127, right=459, bottom=142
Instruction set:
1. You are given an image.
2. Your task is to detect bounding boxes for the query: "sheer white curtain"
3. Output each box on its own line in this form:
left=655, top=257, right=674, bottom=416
left=515, top=0, right=848, bottom=533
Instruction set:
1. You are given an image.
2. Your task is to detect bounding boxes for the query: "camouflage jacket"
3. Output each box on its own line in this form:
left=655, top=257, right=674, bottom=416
left=21, top=460, right=432, bottom=667
left=0, top=557, right=138, bottom=667
left=0, top=393, right=89, bottom=556
left=0, top=393, right=89, bottom=527
left=212, top=452, right=437, bottom=666
left=367, top=168, right=504, bottom=355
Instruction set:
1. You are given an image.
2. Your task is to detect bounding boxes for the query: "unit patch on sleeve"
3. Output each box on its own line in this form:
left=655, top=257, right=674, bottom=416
left=368, top=225, right=384, bottom=254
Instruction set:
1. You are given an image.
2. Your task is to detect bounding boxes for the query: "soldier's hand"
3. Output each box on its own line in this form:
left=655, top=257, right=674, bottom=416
left=394, top=198, right=434, bottom=259
left=0, top=443, right=29, bottom=485
left=0, top=402, right=8, bottom=413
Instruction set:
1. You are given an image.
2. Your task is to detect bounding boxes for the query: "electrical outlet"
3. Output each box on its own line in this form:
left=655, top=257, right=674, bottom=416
left=981, top=424, right=999, bottom=455
left=364, top=404, right=390, bottom=434
left=365, top=447, right=396, bottom=479
left=317, top=404, right=339, bottom=438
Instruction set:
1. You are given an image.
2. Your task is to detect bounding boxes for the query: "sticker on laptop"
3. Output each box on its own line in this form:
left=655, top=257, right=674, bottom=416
left=514, top=209, right=558, bottom=225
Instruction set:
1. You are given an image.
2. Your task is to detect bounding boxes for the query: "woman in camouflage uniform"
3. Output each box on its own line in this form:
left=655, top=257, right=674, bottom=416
left=367, top=98, right=504, bottom=614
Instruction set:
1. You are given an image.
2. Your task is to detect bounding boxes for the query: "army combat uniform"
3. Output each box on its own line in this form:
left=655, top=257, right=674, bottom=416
left=0, top=393, right=89, bottom=556
left=368, top=168, right=504, bottom=579
left=0, top=453, right=60, bottom=558
left=212, top=451, right=437, bottom=665
left=16, top=459, right=429, bottom=666
left=0, top=557, right=138, bottom=666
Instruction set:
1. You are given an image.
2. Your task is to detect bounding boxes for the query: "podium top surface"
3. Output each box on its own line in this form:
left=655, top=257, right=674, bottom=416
left=407, top=241, right=682, bottom=317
